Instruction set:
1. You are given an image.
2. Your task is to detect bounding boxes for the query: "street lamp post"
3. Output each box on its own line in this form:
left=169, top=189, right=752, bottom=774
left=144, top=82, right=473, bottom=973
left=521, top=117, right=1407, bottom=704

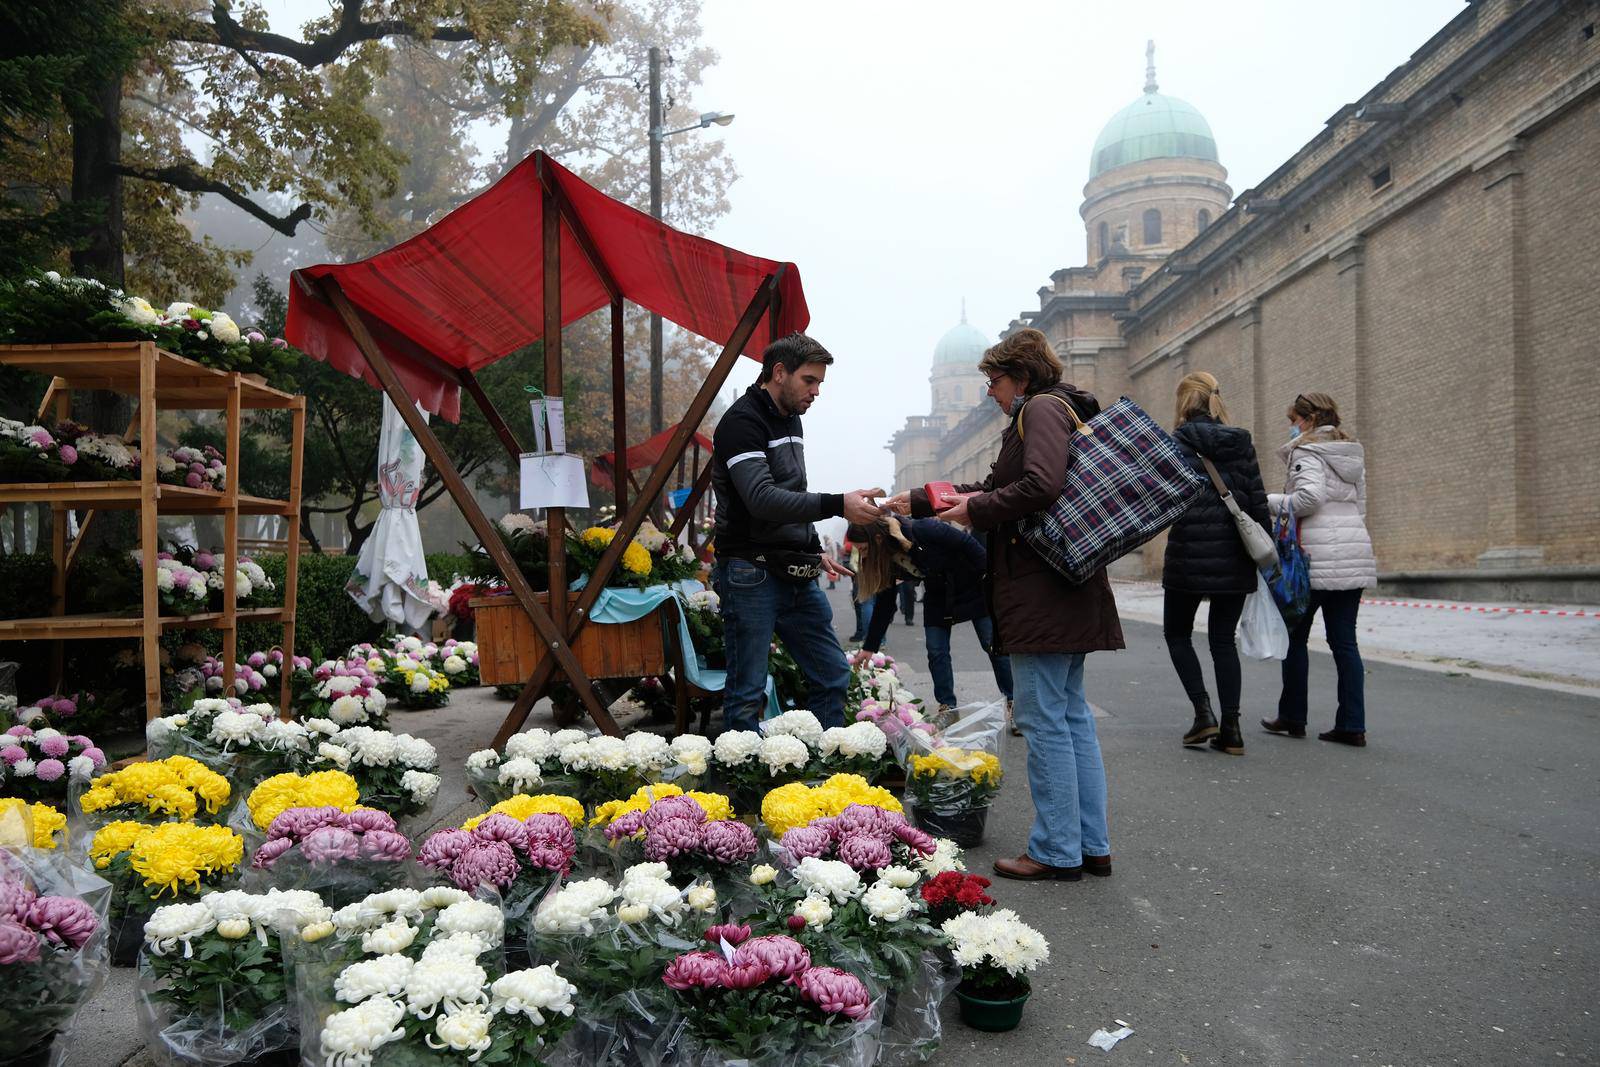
left=647, top=45, right=733, bottom=437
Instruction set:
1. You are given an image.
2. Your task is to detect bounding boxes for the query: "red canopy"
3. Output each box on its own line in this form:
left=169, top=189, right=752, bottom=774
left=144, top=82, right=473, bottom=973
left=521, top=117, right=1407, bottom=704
left=285, top=151, right=809, bottom=421
left=590, top=423, right=714, bottom=491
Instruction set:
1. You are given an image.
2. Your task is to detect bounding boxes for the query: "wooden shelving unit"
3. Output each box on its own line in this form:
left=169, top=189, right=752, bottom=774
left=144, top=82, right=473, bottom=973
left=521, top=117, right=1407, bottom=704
left=0, top=341, right=306, bottom=720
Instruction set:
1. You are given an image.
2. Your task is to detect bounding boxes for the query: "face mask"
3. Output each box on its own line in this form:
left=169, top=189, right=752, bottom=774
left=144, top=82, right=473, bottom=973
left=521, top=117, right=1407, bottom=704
left=1006, top=395, right=1024, bottom=417
left=1289, top=424, right=1302, bottom=440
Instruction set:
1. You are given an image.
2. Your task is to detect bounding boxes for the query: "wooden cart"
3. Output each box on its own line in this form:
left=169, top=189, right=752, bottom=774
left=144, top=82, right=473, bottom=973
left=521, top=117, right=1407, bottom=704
left=0, top=341, right=306, bottom=719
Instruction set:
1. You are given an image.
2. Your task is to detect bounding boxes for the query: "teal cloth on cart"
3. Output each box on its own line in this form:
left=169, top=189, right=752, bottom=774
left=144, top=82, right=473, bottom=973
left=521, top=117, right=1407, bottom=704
left=570, top=577, right=781, bottom=719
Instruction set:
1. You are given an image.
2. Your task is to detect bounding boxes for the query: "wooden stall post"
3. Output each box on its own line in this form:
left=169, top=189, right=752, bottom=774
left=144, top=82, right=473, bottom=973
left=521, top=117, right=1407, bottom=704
left=220, top=375, right=241, bottom=693
left=138, top=343, right=161, bottom=719
left=612, top=299, right=627, bottom=516
left=315, top=278, right=621, bottom=735
left=489, top=275, right=778, bottom=747
left=279, top=395, right=306, bottom=718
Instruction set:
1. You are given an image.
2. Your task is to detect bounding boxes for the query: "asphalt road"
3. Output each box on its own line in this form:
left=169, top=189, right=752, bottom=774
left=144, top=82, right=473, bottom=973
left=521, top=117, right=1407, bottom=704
left=850, top=583, right=1600, bottom=1065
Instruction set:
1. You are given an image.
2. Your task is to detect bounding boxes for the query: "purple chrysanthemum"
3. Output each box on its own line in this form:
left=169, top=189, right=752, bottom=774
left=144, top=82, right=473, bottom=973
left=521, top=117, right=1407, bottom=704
left=450, top=840, right=520, bottom=891
left=699, top=819, right=758, bottom=864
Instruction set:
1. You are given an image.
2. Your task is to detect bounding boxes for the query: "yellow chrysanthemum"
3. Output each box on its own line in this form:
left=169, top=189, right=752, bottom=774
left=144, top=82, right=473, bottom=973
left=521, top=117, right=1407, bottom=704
left=621, top=541, right=653, bottom=577
left=90, top=820, right=150, bottom=868
left=125, top=823, right=244, bottom=898
left=685, top=791, right=735, bottom=823
left=247, top=770, right=361, bottom=830
left=760, top=774, right=902, bottom=838
left=0, top=798, right=65, bottom=849
left=910, top=746, right=1001, bottom=785
left=464, top=793, right=584, bottom=830
left=80, top=757, right=231, bottom=820
left=589, top=783, right=685, bottom=826
left=580, top=527, right=617, bottom=549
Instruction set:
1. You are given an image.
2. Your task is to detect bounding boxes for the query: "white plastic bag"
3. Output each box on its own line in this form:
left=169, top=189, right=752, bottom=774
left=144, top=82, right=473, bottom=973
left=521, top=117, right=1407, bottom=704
left=1238, top=572, right=1290, bottom=660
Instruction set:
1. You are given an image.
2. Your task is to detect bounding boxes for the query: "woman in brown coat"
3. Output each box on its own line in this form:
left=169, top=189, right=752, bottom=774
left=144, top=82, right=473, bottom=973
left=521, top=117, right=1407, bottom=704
left=888, top=328, right=1123, bottom=882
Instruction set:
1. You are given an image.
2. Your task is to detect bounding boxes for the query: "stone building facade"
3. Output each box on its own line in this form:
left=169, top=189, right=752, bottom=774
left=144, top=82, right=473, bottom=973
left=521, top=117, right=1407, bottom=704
left=888, top=0, right=1600, bottom=601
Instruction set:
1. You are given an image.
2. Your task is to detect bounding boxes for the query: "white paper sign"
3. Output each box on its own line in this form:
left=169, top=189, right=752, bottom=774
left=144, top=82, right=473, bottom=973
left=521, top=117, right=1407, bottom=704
left=519, top=452, right=590, bottom=509
left=528, top=398, right=547, bottom=453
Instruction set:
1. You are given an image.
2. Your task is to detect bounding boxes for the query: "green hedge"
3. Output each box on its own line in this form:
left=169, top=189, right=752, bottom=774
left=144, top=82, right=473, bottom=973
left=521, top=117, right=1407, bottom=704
left=240, top=553, right=383, bottom=661
left=425, top=552, right=480, bottom=584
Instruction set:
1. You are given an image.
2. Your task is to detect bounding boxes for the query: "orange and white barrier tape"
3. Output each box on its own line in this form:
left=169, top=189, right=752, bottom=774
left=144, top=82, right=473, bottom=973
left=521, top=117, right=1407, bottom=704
left=1360, top=598, right=1594, bottom=618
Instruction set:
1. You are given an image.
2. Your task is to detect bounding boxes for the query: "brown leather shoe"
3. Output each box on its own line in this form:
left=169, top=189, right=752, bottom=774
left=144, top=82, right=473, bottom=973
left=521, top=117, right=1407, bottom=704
left=993, top=854, right=1083, bottom=881
left=1082, top=853, right=1113, bottom=877
left=1318, top=729, right=1367, bottom=747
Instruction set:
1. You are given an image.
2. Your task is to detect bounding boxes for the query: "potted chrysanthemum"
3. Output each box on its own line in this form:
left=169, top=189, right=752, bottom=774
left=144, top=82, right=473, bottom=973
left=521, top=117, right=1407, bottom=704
left=940, top=908, right=1049, bottom=1032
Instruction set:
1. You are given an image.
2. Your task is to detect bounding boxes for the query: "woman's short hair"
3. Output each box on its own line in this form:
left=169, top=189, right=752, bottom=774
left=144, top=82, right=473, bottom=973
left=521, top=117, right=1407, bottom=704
left=1174, top=371, right=1229, bottom=426
left=978, top=328, right=1062, bottom=393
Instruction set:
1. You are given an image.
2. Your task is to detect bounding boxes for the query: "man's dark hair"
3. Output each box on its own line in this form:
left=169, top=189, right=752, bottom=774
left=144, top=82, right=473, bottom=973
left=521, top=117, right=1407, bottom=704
left=758, top=332, right=834, bottom=384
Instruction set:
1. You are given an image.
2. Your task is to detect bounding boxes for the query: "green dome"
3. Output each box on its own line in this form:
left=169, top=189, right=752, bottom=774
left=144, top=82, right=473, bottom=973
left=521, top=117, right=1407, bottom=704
left=933, top=319, right=989, bottom=367
left=1090, top=90, right=1219, bottom=179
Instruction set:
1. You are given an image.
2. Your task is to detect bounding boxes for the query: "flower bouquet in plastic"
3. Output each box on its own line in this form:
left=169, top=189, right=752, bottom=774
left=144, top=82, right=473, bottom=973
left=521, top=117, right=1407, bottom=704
left=901, top=701, right=1007, bottom=847
left=814, top=720, right=894, bottom=781
left=845, top=652, right=923, bottom=720
left=418, top=808, right=576, bottom=951
left=298, top=725, right=441, bottom=824
left=0, top=798, right=68, bottom=849
left=137, top=888, right=332, bottom=1063
left=300, top=888, right=581, bottom=1067
left=295, top=659, right=391, bottom=728
left=758, top=773, right=905, bottom=839
left=0, top=723, right=105, bottom=804
left=555, top=732, right=682, bottom=808
left=463, top=728, right=589, bottom=805
left=940, top=909, right=1049, bottom=1032
left=78, top=755, right=234, bottom=829
left=242, top=770, right=364, bottom=851
left=710, top=717, right=824, bottom=809
left=89, top=819, right=245, bottom=964
left=246, top=807, right=414, bottom=906
left=0, top=849, right=111, bottom=1066
left=656, top=923, right=881, bottom=1067
left=852, top=698, right=938, bottom=763
left=145, top=698, right=309, bottom=781
left=593, top=786, right=756, bottom=893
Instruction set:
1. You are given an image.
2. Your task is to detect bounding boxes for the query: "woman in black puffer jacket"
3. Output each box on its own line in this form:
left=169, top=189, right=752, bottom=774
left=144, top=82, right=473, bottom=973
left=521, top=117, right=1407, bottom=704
left=1162, top=372, right=1269, bottom=755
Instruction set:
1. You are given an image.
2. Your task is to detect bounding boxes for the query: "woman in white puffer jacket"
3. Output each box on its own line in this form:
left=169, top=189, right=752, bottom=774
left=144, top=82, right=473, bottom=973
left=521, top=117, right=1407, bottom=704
left=1260, top=393, right=1375, bottom=748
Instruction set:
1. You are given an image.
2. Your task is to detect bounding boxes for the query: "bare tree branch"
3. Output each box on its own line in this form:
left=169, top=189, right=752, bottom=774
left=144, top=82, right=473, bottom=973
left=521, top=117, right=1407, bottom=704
left=169, top=0, right=478, bottom=70
left=116, top=162, right=313, bottom=235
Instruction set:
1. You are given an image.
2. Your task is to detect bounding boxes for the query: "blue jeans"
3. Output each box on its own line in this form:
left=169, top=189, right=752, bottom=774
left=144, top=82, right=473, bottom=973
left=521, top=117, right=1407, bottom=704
left=848, top=576, right=874, bottom=639
left=1010, top=652, right=1110, bottom=868
left=1278, top=587, right=1366, bottom=732
left=924, top=616, right=1014, bottom=707
left=714, top=558, right=849, bottom=732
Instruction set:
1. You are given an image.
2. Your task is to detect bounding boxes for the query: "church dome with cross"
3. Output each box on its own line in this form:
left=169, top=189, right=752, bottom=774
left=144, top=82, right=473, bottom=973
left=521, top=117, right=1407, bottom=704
left=1080, top=42, right=1232, bottom=263
left=930, top=305, right=990, bottom=417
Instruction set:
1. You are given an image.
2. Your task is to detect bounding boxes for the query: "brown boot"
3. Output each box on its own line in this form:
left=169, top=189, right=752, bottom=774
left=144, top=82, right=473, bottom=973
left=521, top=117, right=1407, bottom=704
left=992, top=854, right=1083, bottom=881
left=1083, top=854, right=1113, bottom=877
left=1210, top=711, right=1244, bottom=755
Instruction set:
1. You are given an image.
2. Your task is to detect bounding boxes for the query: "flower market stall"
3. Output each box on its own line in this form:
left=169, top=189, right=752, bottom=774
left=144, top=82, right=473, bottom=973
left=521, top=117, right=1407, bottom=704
left=285, top=149, right=808, bottom=743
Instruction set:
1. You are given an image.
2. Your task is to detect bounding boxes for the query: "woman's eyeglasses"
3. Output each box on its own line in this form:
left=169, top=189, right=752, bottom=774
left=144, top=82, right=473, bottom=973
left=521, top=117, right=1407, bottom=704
left=983, top=374, right=1007, bottom=392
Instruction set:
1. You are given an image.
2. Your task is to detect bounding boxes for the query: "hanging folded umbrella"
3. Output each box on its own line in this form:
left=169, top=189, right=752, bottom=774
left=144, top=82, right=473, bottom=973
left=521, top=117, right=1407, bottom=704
left=347, top=395, right=433, bottom=631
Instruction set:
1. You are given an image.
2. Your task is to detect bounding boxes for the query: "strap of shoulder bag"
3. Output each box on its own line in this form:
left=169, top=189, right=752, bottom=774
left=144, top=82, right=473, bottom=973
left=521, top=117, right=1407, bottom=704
left=1197, top=455, right=1232, bottom=499
left=1015, top=393, right=1092, bottom=440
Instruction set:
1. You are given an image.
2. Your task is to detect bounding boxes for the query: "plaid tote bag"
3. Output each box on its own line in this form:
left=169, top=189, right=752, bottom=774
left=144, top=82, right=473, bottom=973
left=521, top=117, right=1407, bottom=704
left=1016, top=395, right=1205, bottom=584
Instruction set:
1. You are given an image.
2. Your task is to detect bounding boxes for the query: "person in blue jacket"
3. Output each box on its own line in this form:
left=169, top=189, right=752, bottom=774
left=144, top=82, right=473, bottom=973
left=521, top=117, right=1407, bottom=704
left=849, top=515, right=1014, bottom=728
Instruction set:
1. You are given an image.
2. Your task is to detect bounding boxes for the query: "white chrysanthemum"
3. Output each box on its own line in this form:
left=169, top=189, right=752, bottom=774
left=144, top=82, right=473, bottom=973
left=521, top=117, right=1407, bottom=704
left=498, top=512, right=536, bottom=535
left=420, top=931, right=491, bottom=963
left=418, top=886, right=469, bottom=910
left=465, top=749, right=499, bottom=773
left=616, top=902, right=650, bottom=924
left=402, top=770, right=440, bottom=804
left=323, top=676, right=360, bottom=697
left=207, top=709, right=263, bottom=746
left=146, top=717, right=178, bottom=746
left=144, top=902, right=217, bottom=956
left=496, top=757, right=541, bottom=792
left=877, top=865, right=919, bottom=889
left=862, top=883, right=915, bottom=924
left=317, top=742, right=352, bottom=770
left=328, top=695, right=368, bottom=725
left=332, top=901, right=383, bottom=937
left=623, top=731, right=672, bottom=771
left=686, top=589, right=720, bottom=612
left=491, top=965, right=577, bottom=1024
left=838, top=721, right=888, bottom=759
left=917, top=837, right=967, bottom=876
left=435, top=899, right=504, bottom=945
left=442, top=655, right=467, bottom=675
left=393, top=734, right=438, bottom=769
left=669, top=734, right=712, bottom=763
left=502, top=729, right=553, bottom=762
left=260, top=888, right=333, bottom=930
left=68, top=755, right=94, bottom=781
left=793, top=857, right=863, bottom=903
left=748, top=863, right=778, bottom=886
left=757, top=734, right=810, bottom=775
left=361, top=920, right=417, bottom=955
left=426, top=1005, right=493, bottom=1056
left=261, top=719, right=310, bottom=752
left=532, top=879, right=616, bottom=935
left=341, top=727, right=399, bottom=766
left=365, top=889, right=424, bottom=921
left=620, top=862, right=670, bottom=886
left=13, top=759, right=34, bottom=777
left=618, top=874, right=681, bottom=922
left=304, top=717, right=340, bottom=737
left=335, top=954, right=416, bottom=1004
left=684, top=883, right=717, bottom=912
left=763, top=708, right=823, bottom=748
left=406, top=958, right=488, bottom=1020
left=320, top=996, right=405, bottom=1064
left=794, top=895, right=833, bottom=929
left=712, top=730, right=761, bottom=767
left=120, top=295, right=159, bottom=325
left=155, top=568, right=175, bottom=592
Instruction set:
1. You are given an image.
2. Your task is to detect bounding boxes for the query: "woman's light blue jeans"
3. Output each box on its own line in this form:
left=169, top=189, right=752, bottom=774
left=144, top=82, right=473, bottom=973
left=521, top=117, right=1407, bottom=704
left=1010, top=652, right=1110, bottom=868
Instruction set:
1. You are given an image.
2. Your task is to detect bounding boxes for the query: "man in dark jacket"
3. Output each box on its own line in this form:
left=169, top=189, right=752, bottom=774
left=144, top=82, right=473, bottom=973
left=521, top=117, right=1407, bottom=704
left=711, top=333, right=885, bottom=731
left=855, top=518, right=1014, bottom=717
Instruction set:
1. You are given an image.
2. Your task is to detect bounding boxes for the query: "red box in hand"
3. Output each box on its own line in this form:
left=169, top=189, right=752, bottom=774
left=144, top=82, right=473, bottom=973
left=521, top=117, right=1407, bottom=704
left=924, top=481, right=960, bottom=511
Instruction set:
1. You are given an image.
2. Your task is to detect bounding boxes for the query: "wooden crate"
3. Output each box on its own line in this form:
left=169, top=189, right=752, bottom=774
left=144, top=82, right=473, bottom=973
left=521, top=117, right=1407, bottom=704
left=471, top=594, right=669, bottom=686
